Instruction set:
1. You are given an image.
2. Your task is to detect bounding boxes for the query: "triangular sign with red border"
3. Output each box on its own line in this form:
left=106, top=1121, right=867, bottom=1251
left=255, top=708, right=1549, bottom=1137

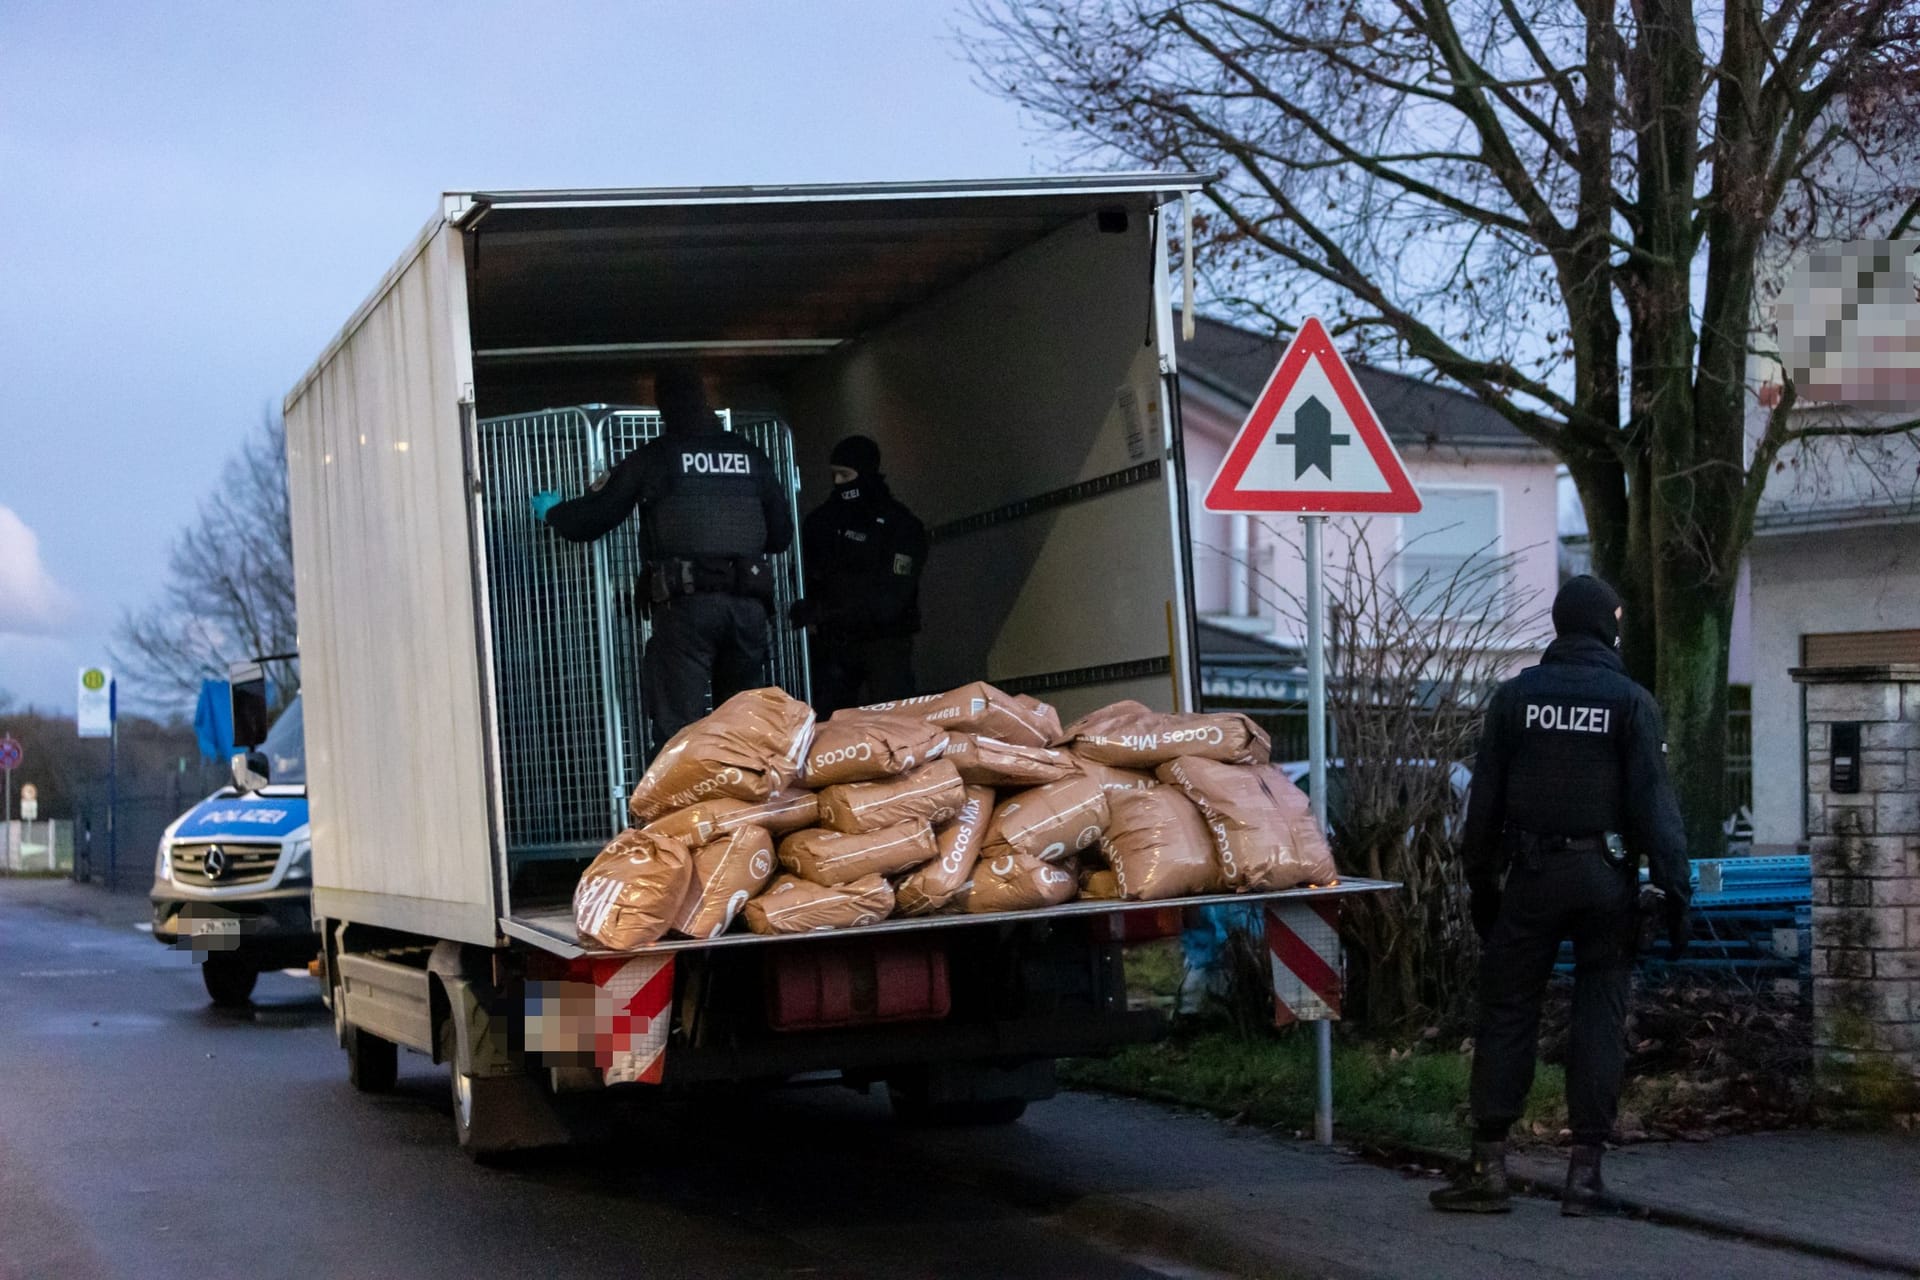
left=1202, top=317, right=1422, bottom=515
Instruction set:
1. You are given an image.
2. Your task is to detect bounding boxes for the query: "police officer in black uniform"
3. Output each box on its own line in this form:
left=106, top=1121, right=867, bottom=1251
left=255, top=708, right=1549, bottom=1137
left=531, top=365, right=792, bottom=743
left=790, top=435, right=929, bottom=715
left=1431, top=575, right=1692, bottom=1217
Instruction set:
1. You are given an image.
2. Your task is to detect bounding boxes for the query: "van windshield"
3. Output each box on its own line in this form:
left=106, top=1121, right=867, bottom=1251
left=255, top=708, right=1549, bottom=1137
left=262, top=696, right=306, bottom=787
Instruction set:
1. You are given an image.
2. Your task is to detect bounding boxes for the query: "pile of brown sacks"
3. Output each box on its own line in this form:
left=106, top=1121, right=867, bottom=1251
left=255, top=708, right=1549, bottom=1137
left=572, top=682, right=1337, bottom=950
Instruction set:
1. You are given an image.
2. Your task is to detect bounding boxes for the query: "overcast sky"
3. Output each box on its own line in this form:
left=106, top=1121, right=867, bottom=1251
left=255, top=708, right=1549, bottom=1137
left=0, top=1, right=1044, bottom=714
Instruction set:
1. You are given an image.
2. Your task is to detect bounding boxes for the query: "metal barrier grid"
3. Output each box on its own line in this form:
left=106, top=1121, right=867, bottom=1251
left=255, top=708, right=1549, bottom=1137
left=477, top=409, right=624, bottom=857
left=478, top=406, right=810, bottom=862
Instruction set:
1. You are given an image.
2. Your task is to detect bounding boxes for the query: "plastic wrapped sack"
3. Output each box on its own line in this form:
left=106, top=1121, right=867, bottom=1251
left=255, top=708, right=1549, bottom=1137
left=967, top=851, right=1078, bottom=912
left=1154, top=757, right=1337, bottom=889
left=981, top=774, right=1110, bottom=864
left=628, top=687, right=815, bottom=821
left=670, top=825, right=777, bottom=940
left=804, top=713, right=949, bottom=787
left=573, top=829, right=694, bottom=949
left=1072, top=759, right=1160, bottom=795
left=778, top=819, right=936, bottom=886
left=1064, top=700, right=1270, bottom=769
left=817, top=759, right=965, bottom=835
left=642, top=790, right=820, bottom=846
left=895, top=785, right=994, bottom=916
left=858, top=681, right=1061, bottom=749
left=1101, top=785, right=1222, bottom=901
left=743, top=873, right=895, bottom=935
left=942, top=734, right=1076, bottom=788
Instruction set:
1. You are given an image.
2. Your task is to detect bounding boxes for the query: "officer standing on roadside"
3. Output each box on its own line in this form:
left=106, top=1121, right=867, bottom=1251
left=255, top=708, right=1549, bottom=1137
left=531, top=364, right=792, bottom=743
left=790, top=435, right=929, bottom=715
left=1431, top=575, right=1692, bottom=1217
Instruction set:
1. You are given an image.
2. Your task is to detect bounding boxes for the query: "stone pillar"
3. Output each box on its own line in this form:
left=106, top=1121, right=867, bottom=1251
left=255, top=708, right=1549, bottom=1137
left=1794, top=663, right=1920, bottom=1117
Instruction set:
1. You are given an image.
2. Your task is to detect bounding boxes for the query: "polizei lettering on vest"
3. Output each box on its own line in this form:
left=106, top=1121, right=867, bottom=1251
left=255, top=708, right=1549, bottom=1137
left=1523, top=703, right=1612, bottom=734
left=682, top=452, right=753, bottom=475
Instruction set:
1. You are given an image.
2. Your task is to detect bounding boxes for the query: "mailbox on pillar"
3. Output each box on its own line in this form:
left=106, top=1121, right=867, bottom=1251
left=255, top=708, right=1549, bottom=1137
left=1829, top=722, right=1862, bottom=794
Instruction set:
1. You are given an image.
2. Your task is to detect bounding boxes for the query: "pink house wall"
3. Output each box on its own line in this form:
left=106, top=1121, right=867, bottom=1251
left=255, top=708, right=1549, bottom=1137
left=1182, top=395, right=1560, bottom=657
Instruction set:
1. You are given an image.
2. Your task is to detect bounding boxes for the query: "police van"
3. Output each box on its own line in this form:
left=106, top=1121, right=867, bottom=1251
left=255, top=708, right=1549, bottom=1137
left=149, top=671, right=316, bottom=1007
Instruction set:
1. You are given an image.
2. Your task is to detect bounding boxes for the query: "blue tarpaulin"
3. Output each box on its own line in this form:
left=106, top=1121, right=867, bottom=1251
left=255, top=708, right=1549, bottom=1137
left=193, top=680, right=233, bottom=763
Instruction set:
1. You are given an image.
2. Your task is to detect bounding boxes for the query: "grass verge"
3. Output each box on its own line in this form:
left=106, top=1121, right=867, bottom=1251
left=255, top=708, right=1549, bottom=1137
left=1065, top=1028, right=1567, bottom=1155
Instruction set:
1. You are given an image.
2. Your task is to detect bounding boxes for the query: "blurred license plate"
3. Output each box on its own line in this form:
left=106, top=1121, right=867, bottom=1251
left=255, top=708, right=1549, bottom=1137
left=187, top=918, right=242, bottom=949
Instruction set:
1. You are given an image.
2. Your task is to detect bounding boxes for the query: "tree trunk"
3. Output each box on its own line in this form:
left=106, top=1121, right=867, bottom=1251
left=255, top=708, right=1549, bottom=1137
left=1653, top=566, right=1735, bottom=858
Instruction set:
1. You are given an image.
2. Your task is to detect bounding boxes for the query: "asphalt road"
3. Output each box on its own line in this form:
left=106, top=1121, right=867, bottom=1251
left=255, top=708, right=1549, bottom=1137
left=0, top=891, right=1208, bottom=1280
left=4, top=885, right=1897, bottom=1280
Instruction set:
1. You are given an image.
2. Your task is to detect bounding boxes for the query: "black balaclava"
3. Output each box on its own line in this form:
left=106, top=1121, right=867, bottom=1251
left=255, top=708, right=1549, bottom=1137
left=830, top=435, right=882, bottom=495
left=654, top=363, right=713, bottom=437
left=1552, top=574, right=1623, bottom=647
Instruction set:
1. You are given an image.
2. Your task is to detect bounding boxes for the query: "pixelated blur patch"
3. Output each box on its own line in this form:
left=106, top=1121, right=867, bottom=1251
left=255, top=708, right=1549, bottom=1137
left=1776, top=239, right=1920, bottom=408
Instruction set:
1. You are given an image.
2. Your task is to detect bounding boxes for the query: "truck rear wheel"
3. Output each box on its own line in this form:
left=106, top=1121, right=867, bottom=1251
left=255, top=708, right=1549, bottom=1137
left=201, top=955, right=257, bottom=1008
left=449, top=1063, right=569, bottom=1160
left=346, top=1025, right=398, bottom=1093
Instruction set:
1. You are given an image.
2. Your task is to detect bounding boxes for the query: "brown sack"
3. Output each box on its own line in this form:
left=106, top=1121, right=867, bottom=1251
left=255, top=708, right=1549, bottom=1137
left=703, top=791, right=820, bottom=837
left=1154, top=757, right=1337, bottom=889
left=1014, top=694, right=1071, bottom=746
left=1080, top=867, right=1122, bottom=900
left=1102, top=786, right=1222, bottom=901
left=628, top=687, right=816, bottom=821
left=857, top=681, right=1060, bottom=749
left=670, top=825, right=778, bottom=940
left=1064, top=700, right=1271, bottom=769
left=942, top=734, right=1077, bottom=788
left=778, top=819, right=937, bottom=886
left=641, top=805, right=717, bottom=848
left=967, top=851, right=1079, bottom=913
left=803, top=713, right=949, bottom=787
left=573, top=829, right=695, bottom=949
left=742, top=873, right=895, bottom=935
left=895, top=785, right=995, bottom=916
left=1072, top=759, right=1160, bottom=795
left=817, top=759, right=966, bottom=835
left=642, top=789, right=819, bottom=846
left=981, top=774, right=1111, bottom=864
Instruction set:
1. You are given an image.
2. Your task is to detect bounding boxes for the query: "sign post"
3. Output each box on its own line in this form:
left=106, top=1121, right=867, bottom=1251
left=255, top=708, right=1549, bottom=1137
left=77, top=667, right=118, bottom=887
left=0, top=735, right=20, bottom=866
left=1202, top=316, right=1422, bottom=1144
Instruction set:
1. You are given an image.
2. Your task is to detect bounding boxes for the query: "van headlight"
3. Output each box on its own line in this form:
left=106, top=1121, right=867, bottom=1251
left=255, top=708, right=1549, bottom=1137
left=156, top=839, right=172, bottom=882
left=285, top=837, right=313, bottom=881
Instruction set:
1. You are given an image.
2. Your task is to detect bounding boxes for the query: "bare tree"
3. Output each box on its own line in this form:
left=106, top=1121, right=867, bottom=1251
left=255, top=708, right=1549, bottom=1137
left=1249, top=524, right=1550, bottom=1026
left=113, top=413, right=298, bottom=712
left=963, top=0, right=1920, bottom=855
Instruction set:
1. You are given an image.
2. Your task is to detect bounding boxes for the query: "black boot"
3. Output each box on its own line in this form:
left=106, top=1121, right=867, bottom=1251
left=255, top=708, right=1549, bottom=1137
left=1429, top=1140, right=1512, bottom=1213
left=1561, top=1143, right=1613, bottom=1216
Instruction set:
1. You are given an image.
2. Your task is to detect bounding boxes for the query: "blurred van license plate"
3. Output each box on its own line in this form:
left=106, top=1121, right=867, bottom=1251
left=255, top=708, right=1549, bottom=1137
left=190, top=919, right=242, bottom=948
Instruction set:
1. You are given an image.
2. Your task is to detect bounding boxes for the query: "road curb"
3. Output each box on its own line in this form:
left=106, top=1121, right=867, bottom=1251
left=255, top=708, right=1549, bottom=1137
left=1414, top=1142, right=1920, bottom=1277
left=1068, top=1084, right=1920, bottom=1277
left=1050, top=1192, right=1371, bottom=1280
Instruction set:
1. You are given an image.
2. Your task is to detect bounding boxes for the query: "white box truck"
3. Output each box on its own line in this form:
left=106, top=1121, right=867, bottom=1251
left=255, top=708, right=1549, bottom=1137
left=285, top=175, right=1386, bottom=1156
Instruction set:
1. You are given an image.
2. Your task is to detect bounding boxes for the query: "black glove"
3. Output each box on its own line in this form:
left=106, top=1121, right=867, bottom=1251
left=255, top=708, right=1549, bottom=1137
left=1665, top=897, right=1691, bottom=962
left=788, top=598, right=818, bottom=628
left=1469, top=884, right=1502, bottom=943
left=1638, top=885, right=1690, bottom=960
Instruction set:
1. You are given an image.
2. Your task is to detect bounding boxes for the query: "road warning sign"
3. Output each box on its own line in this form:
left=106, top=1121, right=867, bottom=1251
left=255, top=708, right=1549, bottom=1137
left=1266, top=899, right=1343, bottom=1024
left=1202, top=317, right=1422, bottom=515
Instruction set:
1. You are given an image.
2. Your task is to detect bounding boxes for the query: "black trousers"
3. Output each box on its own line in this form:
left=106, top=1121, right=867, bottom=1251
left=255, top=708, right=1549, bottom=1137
left=643, top=593, right=770, bottom=743
left=1470, top=845, right=1636, bottom=1146
left=810, top=635, right=915, bottom=717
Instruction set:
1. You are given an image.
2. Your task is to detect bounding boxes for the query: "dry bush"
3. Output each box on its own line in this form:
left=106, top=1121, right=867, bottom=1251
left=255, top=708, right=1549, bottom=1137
left=1253, top=522, right=1549, bottom=1028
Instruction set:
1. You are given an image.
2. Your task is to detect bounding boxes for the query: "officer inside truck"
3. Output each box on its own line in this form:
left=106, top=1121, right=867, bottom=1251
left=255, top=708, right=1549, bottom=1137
left=1431, top=575, right=1692, bottom=1218
left=531, top=364, right=792, bottom=743
left=790, top=435, right=930, bottom=715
